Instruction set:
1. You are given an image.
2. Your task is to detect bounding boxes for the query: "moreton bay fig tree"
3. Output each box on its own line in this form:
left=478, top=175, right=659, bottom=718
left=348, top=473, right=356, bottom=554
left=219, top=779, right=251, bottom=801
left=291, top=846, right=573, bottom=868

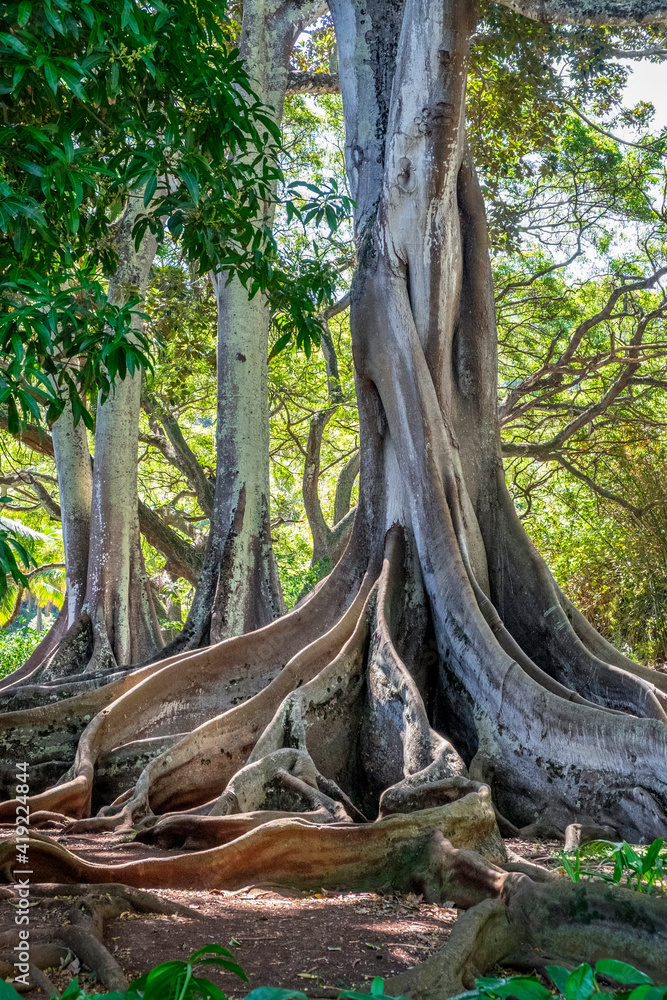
left=3, top=0, right=667, bottom=985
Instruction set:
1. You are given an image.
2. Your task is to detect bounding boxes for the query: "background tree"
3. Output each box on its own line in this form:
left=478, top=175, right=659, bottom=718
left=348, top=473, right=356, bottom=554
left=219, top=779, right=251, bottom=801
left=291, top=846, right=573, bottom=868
left=0, top=0, right=285, bottom=678
left=4, top=0, right=667, bottom=870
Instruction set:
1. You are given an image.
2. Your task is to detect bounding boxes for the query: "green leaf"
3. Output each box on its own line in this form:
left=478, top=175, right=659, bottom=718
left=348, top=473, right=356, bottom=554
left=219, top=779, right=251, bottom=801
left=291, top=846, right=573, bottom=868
left=178, top=167, right=200, bottom=202
left=1, top=32, right=30, bottom=55
left=44, top=61, right=58, bottom=93
left=641, top=839, right=664, bottom=874
left=269, top=332, right=292, bottom=359
left=143, top=174, right=158, bottom=207
left=371, top=979, right=385, bottom=996
left=494, top=979, right=551, bottom=1000
left=0, top=979, right=23, bottom=999
left=565, top=964, right=596, bottom=1000
left=622, top=843, right=642, bottom=871
left=17, top=1, right=32, bottom=26
left=627, top=988, right=667, bottom=1000
left=244, top=990, right=308, bottom=1000
left=59, top=978, right=86, bottom=1000
left=594, top=963, right=652, bottom=986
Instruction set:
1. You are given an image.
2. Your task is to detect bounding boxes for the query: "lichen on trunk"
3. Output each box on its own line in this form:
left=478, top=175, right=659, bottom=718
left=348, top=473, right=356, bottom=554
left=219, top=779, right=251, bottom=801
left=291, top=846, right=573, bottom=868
left=3, top=0, right=667, bottom=988
left=1, top=195, right=164, bottom=688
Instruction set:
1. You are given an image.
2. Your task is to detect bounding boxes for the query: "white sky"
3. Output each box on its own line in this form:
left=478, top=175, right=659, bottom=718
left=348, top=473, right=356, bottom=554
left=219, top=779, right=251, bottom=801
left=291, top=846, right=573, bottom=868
left=620, top=59, right=667, bottom=130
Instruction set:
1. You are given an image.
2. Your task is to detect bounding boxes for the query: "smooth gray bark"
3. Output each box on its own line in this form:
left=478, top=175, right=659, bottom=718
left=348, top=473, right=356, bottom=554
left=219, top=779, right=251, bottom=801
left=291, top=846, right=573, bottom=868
left=162, top=0, right=326, bottom=650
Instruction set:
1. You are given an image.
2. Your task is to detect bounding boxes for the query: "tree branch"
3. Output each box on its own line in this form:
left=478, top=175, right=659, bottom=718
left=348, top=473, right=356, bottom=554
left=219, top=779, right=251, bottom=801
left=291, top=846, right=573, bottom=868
left=137, top=501, right=203, bottom=586
left=563, top=98, right=664, bottom=151
left=499, top=267, right=667, bottom=423
left=287, top=71, right=340, bottom=94
left=0, top=411, right=54, bottom=457
left=494, top=0, right=667, bottom=27
left=0, top=420, right=203, bottom=585
left=555, top=455, right=644, bottom=517
left=607, top=46, right=667, bottom=57
left=142, top=394, right=215, bottom=518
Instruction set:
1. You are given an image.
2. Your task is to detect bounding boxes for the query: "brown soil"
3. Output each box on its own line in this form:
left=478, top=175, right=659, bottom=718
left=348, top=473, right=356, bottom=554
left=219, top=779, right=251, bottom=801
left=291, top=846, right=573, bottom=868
left=2, top=826, right=501, bottom=998
left=0, top=829, right=564, bottom=998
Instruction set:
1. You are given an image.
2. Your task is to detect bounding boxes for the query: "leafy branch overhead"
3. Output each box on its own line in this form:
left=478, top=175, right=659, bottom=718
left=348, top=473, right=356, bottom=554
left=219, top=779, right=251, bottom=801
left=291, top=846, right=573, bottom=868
left=0, top=0, right=282, bottom=428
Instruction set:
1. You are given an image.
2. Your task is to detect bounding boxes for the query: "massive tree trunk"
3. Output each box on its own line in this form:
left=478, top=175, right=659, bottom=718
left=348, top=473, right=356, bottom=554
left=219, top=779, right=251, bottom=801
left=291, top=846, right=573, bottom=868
left=3, top=3, right=667, bottom=984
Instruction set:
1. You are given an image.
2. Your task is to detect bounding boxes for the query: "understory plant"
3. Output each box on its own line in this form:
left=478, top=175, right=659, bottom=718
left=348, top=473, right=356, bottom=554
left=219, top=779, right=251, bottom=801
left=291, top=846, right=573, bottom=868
left=559, top=838, right=667, bottom=894
left=1, top=951, right=666, bottom=1000
left=451, top=961, right=667, bottom=1000
left=0, top=623, right=51, bottom=679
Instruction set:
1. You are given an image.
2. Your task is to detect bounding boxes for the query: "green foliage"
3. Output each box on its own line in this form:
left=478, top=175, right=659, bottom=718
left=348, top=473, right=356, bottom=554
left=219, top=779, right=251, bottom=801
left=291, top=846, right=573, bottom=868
left=338, top=976, right=411, bottom=1000
left=0, top=959, right=420, bottom=1000
left=517, top=442, right=667, bottom=663
left=2, top=959, right=661, bottom=1000
left=0, top=0, right=280, bottom=426
left=559, top=838, right=667, bottom=894
left=51, top=945, right=248, bottom=1000
left=0, top=622, right=50, bottom=678
left=0, top=499, right=34, bottom=597
left=450, top=962, right=665, bottom=1000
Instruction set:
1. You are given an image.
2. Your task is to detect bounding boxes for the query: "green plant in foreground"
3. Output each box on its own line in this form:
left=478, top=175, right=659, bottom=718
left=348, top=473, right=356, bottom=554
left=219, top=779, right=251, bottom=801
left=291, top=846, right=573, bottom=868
left=559, top=837, right=666, bottom=893
left=451, top=960, right=667, bottom=1000
left=0, top=953, right=665, bottom=1000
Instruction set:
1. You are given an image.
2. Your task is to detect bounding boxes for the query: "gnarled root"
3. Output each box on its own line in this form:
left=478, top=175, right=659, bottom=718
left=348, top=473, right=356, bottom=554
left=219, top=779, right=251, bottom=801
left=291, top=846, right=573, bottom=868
left=0, top=881, right=202, bottom=992
left=0, top=792, right=505, bottom=892
left=0, top=547, right=367, bottom=819
left=389, top=877, right=667, bottom=999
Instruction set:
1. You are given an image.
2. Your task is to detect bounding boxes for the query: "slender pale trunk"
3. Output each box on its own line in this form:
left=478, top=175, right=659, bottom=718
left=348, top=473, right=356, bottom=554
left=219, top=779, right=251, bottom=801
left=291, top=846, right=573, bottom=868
left=0, top=404, right=95, bottom=689
left=166, top=0, right=325, bottom=649
left=82, top=200, right=163, bottom=670
left=6, top=197, right=164, bottom=682
left=51, top=403, right=93, bottom=625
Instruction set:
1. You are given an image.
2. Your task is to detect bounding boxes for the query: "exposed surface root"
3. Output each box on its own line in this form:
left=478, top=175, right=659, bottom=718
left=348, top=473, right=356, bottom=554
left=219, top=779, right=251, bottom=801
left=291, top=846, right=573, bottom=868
left=388, top=878, right=667, bottom=999
left=0, top=549, right=368, bottom=818
left=134, top=808, right=341, bottom=849
left=0, top=881, right=202, bottom=992
left=0, top=795, right=505, bottom=893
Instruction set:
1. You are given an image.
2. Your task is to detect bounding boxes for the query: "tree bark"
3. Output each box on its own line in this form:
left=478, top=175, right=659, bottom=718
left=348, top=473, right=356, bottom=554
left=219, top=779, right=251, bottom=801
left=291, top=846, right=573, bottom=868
left=161, top=0, right=326, bottom=651
left=3, top=197, right=164, bottom=685
left=3, top=4, right=667, bottom=979
left=51, top=404, right=93, bottom=626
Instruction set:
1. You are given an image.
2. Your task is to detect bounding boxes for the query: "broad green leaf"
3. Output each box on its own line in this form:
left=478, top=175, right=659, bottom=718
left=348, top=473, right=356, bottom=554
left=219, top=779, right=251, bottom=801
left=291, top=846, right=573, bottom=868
left=595, top=961, right=652, bottom=985
left=1, top=32, right=30, bottom=55
left=244, top=990, right=308, bottom=1000
left=565, top=964, right=596, bottom=1000
left=17, top=1, right=32, bottom=25
left=627, top=988, right=667, bottom=1000
left=641, top=839, right=664, bottom=874
left=0, top=980, right=23, bottom=1000
left=494, top=978, right=551, bottom=1000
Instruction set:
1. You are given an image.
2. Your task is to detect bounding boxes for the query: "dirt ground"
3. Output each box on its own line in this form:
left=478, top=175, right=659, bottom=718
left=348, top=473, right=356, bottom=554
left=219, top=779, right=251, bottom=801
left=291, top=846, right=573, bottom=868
left=0, top=831, right=560, bottom=998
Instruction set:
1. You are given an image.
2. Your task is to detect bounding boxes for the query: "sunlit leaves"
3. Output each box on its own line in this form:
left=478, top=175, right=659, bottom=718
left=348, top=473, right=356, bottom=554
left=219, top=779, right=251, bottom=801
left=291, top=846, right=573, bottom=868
left=0, top=0, right=281, bottom=427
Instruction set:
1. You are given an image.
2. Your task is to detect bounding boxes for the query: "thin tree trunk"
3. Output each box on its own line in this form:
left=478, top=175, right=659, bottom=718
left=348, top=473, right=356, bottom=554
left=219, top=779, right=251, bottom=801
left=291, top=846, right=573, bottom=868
left=162, top=0, right=326, bottom=650
left=82, top=199, right=163, bottom=670
left=51, top=403, right=93, bottom=626
left=5, top=198, right=164, bottom=683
